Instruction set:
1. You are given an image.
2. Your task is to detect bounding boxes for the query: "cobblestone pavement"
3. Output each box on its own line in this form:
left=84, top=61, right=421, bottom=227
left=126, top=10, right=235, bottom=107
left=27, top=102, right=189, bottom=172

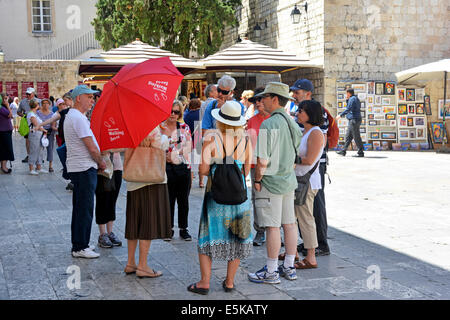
left=0, top=132, right=449, bottom=300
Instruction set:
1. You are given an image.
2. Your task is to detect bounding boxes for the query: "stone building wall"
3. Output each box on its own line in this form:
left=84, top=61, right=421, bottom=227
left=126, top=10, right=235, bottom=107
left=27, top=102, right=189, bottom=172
left=0, top=60, right=82, bottom=98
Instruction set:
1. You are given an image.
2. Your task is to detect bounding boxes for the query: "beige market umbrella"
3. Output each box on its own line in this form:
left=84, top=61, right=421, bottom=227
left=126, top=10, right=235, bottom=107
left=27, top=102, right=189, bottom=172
left=79, top=39, right=204, bottom=79
left=396, top=59, right=450, bottom=146
left=192, top=38, right=320, bottom=86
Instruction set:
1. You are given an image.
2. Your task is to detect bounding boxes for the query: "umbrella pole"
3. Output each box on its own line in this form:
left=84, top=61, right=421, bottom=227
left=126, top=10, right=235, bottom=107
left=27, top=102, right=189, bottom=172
left=443, top=71, right=447, bottom=145
left=245, top=71, right=248, bottom=89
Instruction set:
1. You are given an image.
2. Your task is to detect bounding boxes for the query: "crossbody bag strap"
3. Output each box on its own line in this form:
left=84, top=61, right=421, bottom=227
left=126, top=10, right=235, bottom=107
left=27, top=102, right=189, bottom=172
left=273, top=112, right=297, bottom=155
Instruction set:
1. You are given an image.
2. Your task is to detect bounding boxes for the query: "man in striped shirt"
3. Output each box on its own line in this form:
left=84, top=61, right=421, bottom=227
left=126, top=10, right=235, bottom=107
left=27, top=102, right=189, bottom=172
left=290, top=79, right=331, bottom=257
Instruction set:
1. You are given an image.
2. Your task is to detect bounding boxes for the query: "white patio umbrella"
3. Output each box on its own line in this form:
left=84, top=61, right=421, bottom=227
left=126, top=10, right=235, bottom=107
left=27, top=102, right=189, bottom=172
left=396, top=59, right=450, bottom=146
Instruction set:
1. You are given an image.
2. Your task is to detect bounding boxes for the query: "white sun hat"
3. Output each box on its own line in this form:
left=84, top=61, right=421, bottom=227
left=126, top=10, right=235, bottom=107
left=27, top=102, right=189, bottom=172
left=211, top=100, right=246, bottom=127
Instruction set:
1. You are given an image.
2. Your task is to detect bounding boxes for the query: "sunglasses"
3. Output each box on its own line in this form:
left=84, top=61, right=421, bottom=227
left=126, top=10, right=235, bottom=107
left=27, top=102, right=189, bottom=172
left=171, top=110, right=181, bottom=115
left=217, top=88, right=231, bottom=95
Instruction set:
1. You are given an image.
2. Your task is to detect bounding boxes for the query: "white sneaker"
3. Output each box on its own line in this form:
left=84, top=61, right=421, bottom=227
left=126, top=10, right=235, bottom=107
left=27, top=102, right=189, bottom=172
left=29, top=170, right=39, bottom=175
left=72, top=248, right=100, bottom=259
left=38, top=169, right=49, bottom=174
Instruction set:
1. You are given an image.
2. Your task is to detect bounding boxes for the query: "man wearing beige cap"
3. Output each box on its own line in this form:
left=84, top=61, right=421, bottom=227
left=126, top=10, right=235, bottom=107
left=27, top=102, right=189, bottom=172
left=248, top=82, right=302, bottom=284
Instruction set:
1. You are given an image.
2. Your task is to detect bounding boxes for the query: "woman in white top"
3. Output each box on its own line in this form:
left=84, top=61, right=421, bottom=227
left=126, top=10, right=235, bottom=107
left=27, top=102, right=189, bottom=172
left=294, top=100, right=325, bottom=269
left=27, top=100, right=48, bottom=175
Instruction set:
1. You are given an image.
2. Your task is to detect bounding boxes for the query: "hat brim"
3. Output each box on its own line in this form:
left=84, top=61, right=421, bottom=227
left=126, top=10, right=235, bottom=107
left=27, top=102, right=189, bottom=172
left=255, top=91, right=295, bottom=100
left=211, top=109, right=247, bottom=127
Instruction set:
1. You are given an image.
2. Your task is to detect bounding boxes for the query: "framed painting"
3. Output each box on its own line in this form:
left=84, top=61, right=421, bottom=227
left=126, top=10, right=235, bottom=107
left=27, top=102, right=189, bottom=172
left=438, top=99, right=450, bottom=119
left=360, top=127, right=366, bottom=133
left=369, top=120, right=377, bottom=126
left=375, top=82, right=384, bottom=95
left=424, top=95, right=432, bottom=115
left=408, top=104, right=415, bottom=114
left=414, top=117, right=425, bottom=126
left=373, top=141, right=381, bottom=149
left=373, top=106, right=382, bottom=114
left=406, top=89, right=415, bottom=101
left=361, top=102, right=366, bottom=110
left=415, top=103, right=424, bottom=115
left=409, top=129, right=416, bottom=139
left=367, top=82, right=375, bottom=95
left=368, top=114, right=375, bottom=120
left=352, top=83, right=366, bottom=92
left=399, top=116, right=407, bottom=127
left=337, top=93, right=344, bottom=100
left=370, top=132, right=380, bottom=139
left=399, top=130, right=409, bottom=139
left=375, top=96, right=382, bottom=105
left=383, top=106, right=396, bottom=114
left=431, top=122, right=446, bottom=143
left=384, top=82, right=395, bottom=95
left=398, top=88, right=406, bottom=101
left=339, top=128, right=346, bottom=135
left=390, top=120, right=397, bottom=126
left=338, top=102, right=343, bottom=108
left=382, top=98, right=391, bottom=105
left=415, top=88, right=425, bottom=102
left=361, top=118, right=366, bottom=125
left=417, top=128, right=425, bottom=139
left=385, top=114, right=396, bottom=120
left=358, top=93, right=367, bottom=101
left=360, top=110, right=366, bottom=118
left=367, top=95, right=374, bottom=104
left=374, top=114, right=384, bottom=120
left=381, top=132, right=396, bottom=140
left=407, top=117, right=414, bottom=126
left=398, top=104, right=408, bottom=115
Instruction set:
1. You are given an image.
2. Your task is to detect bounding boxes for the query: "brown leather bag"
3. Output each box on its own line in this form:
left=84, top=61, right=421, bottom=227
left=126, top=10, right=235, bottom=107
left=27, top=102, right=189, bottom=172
left=123, top=136, right=166, bottom=183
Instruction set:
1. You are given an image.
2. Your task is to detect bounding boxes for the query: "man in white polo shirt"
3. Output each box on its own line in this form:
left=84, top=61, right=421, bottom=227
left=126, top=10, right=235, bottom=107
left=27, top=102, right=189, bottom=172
left=65, top=85, right=106, bottom=258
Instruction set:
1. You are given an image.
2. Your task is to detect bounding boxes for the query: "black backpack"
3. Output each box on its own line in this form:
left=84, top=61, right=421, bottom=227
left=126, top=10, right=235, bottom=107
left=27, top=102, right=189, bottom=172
left=210, top=134, right=248, bottom=205
left=57, top=108, right=70, bottom=143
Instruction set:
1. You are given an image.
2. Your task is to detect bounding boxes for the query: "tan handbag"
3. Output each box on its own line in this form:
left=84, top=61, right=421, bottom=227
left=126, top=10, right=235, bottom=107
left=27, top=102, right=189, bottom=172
left=123, top=145, right=166, bottom=183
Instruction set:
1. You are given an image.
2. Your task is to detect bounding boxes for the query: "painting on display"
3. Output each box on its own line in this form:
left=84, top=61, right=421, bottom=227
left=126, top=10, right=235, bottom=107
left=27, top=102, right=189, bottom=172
left=369, top=120, right=377, bottom=126
left=399, top=116, right=407, bottom=126
left=375, top=82, right=385, bottom=95
left=337, top=93, right=344, bottom=100
left=438, top=99, right=450, bottom=119
left=373, top=106, right=382, bottom=114
left=424, top=95, right=432, bottom=115
left=370, top=132, right=380, bottom=139
left=375, top=96, right=382, bottom=105
left=431, top=122, right=446, bottom=143
left=409, top=129, right=416, bottom=139
left=417, top=128, right=425, bottom=139
left=382, top=98, right=391, bottom=105
left=381, top=132, right=396, bottom=140
left=399, top=130, right=409, bottom=139
left=415, top=103, right=425, bottom=115
left=358, top=93, right=367, bottom=101
left=384, top=82, right=395, bottom=95
left=367, top=82, right=375, bottom=95
left=373, top=141, right=381, bottom=149
left=398, top=104, right=408, bottom=115
left=408, top=104, right=415, bottom=114
left=415, top=88, right=425, bottom=102
left=385, top=114, right=396, bottom=120
left=383, top=106, right=396, bottom=114
left=398, top=88, right=406, bottom=101
left=406, top=89, right=415, bottom=101
left=414, top=117, right=425, bottom=126
left=352, top=83, right=366, bottom=92
left=367, top=95, right=374, bottom=104
left=390, top=120, right=397, bottom=126
left=407, top=117, right=414, bottom=126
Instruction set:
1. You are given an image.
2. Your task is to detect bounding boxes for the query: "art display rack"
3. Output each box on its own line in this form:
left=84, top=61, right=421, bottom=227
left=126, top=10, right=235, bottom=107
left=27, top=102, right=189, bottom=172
left=396, top=86, right=428, bottom=143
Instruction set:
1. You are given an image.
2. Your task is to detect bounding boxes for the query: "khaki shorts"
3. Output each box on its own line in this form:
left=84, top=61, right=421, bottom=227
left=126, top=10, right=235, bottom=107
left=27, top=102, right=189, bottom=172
left=254, top=185, right=296, bottom=227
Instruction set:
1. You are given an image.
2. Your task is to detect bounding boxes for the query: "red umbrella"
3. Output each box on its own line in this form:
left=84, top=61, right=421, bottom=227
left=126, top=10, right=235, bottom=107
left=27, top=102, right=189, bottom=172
left=91, top=57, right=183, bottom=151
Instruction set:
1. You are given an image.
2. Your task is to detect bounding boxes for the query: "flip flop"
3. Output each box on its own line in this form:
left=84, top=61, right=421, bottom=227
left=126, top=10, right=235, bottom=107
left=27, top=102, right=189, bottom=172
left=187, top=283, right=209, bottom=295
left=295, top=258, right=318, bottom=269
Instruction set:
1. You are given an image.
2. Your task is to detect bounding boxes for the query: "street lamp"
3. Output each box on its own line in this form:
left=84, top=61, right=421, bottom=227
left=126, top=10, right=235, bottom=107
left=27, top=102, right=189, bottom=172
left=291, top=2, right=308, bottom=24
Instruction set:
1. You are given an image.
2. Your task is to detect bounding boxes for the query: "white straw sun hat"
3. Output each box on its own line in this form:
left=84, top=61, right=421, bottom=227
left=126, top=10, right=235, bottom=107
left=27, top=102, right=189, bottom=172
left=211, top=101, right=246, bottom=127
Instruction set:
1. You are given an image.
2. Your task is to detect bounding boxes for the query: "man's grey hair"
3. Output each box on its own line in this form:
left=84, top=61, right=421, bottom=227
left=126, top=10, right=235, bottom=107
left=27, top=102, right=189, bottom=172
left=204, top=84, right=217, bottom=98
left=217, top=75, right=236, bottom=90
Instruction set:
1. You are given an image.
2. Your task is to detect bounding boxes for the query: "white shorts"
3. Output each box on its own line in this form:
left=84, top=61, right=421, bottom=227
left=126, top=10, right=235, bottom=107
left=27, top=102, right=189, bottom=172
left=254, top=185, right=296, bottom=227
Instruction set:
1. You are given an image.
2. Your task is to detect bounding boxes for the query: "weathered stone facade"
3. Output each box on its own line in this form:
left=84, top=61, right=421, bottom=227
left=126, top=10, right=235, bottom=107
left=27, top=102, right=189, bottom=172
left=0, top=60, right=82, bottom=98
left=223, top=0, right=450, bottom=115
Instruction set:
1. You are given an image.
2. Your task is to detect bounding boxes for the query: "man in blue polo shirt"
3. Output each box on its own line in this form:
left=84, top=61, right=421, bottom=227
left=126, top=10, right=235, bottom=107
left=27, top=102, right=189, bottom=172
left=201, top=75, right=245, bottom=134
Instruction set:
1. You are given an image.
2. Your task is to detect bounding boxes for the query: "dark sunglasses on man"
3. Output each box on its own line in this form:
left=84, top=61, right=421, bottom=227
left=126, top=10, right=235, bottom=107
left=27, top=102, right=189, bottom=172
left=217, top=88, right=231, bottom=95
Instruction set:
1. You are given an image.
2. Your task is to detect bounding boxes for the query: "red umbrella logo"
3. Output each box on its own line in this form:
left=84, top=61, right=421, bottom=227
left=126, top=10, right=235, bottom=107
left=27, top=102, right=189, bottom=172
left=91, top=57, right=184, bottom=151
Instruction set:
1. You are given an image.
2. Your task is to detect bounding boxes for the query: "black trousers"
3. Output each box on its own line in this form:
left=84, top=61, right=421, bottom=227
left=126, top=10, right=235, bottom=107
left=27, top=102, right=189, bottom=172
left=95, top=170, right=122, bottom=225
left=343, top=119, right=364, bottom=154
left=298, top=162, right=329, bottom=251
left=167, top=168, right=191, bottom=230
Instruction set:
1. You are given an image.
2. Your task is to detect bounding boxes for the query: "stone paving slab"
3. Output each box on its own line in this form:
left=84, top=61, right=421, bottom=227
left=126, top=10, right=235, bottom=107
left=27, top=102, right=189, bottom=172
left=0, top=134, right=449, bottom=300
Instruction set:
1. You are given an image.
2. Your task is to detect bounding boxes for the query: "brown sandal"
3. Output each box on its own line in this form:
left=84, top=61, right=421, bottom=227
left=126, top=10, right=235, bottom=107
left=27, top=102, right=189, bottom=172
left=136, top=268, right=163, bottom=278
left=278, top=252, right=300, bottom=262
left=294, top=258, right=318, bottom=269
left=124, top=265, right=138, bottom=275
